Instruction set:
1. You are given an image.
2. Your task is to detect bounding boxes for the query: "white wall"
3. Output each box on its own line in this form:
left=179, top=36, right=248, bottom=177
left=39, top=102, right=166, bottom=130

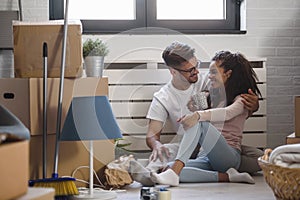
left=1, top=0, right=300, bottom=148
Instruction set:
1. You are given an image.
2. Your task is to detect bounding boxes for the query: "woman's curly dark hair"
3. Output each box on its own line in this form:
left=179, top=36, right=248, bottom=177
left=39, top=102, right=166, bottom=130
left=211, top=51, right=262, bottom=106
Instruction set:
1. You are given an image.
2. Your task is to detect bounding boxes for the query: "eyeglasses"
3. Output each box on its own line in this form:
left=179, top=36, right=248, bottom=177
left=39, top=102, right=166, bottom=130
left=173, top=60, right=200, bottom=74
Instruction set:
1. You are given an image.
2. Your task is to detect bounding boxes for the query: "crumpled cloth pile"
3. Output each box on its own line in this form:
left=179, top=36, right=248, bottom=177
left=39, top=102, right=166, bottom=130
left=269, top=143, right=300, bottom=168
left=104, top=155, right=135, bottom=188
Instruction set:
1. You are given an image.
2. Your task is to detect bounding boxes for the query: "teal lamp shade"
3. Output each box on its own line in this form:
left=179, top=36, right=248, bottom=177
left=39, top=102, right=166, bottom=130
left=60, top=96, right=122, bottom=199
left=60, top=96, right=122, bottom=141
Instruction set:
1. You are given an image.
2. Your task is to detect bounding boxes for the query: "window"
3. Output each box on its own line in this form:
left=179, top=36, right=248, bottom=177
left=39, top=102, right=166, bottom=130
left=49, top=0, right=245, bottom=34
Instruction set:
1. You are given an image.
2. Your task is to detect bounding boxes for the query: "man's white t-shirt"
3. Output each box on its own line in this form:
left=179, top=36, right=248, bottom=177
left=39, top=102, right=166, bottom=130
left=146, top=72, right=209, bottom=136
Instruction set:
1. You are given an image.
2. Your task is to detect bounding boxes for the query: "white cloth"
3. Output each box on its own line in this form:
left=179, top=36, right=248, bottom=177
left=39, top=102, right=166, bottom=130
left=107, top=155, right=135, bottom=171
left=269, top=143, right=300, bottom=168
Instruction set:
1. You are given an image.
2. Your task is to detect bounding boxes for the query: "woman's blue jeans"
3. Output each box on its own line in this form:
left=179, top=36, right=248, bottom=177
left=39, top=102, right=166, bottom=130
left=170, top=122, right=241, bottom=183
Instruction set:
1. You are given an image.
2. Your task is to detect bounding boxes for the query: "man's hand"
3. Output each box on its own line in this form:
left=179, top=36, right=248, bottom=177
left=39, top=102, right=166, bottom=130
left=146, top=119, right=169, bottom=162
left=240, top=89, right=259, bottom=113
left=149, top=141, right=170, bottom=162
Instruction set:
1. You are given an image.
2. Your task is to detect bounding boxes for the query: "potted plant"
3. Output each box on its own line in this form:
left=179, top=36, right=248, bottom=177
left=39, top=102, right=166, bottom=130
left=83, top=38, right=109, bottom=77
left=114, top=138, right=132, bottom=159
left=114, top=138, right=151, bottom=159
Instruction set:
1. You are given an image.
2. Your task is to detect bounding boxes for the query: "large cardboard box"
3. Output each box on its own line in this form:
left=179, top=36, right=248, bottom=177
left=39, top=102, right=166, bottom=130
left=295, top=96, right=300, bottom=137
left=0, top=140, right=29, bottom=200
left=0, top=77, right=114, bottom=186
left=13, top=20, right=83, bottom=78
left=0, top=77, right=108, bottom=135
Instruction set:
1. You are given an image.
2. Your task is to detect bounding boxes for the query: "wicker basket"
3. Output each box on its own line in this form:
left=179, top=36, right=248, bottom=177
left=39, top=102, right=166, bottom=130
left=258, top=157, right=300, bottom=200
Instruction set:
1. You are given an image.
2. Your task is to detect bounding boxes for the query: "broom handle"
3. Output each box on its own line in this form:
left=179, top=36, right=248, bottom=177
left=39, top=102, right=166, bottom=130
left=18, top=0, right=23, bottom=21
left=53, top=0, right=69, bottom=177
left=43, top=42, right=48, bottom=179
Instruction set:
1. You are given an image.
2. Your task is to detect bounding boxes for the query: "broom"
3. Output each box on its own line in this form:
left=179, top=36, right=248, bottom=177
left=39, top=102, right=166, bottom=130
left=29, top=0, right=78, bottom=197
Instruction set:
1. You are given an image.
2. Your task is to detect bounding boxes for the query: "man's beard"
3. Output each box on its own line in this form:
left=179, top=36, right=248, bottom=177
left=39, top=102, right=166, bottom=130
left=188, top=74, right=198, bottom=83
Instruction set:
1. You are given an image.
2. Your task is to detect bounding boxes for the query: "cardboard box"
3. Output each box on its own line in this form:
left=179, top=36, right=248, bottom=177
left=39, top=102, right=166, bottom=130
left=0, top=140, right=29, bottom=200
left=286, top=133, right=300, bottom=144
left=0, top=77, right=108, bottom=135
left=13, top=20, right=83, bottom=78
left=295, top=96, right=300, bottom=137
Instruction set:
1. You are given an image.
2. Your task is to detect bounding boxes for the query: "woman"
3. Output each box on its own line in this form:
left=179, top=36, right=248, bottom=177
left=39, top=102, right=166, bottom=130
left=151, top=51, right=262, bottom=186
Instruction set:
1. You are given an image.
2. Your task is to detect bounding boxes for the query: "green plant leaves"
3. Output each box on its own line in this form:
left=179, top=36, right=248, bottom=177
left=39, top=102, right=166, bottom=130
left=83, top=38, right=109, bottom=58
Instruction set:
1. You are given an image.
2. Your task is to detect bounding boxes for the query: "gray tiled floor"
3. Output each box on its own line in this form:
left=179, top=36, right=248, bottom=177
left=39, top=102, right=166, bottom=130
left=115, top=173, right=276, bottom=200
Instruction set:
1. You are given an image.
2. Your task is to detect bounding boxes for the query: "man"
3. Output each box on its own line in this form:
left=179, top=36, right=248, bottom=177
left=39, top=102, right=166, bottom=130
left=129, top=41, right=263, bottom=185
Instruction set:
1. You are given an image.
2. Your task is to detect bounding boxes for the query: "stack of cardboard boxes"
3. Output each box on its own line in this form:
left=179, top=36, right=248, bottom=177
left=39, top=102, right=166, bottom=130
left=0, top=20, right=114, bottom=199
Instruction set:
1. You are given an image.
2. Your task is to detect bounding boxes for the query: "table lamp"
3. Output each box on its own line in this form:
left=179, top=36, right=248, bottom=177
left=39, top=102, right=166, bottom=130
left=60, top=96, right=122, bottom=199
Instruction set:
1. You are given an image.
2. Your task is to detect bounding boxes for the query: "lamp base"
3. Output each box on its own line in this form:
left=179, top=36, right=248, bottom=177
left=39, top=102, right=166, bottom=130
left=71, top=189, right=117, bottom=200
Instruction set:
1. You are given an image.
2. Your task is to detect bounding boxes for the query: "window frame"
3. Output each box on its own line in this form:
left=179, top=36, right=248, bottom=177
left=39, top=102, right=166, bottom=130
left=49, top=0, right=245, bottom=34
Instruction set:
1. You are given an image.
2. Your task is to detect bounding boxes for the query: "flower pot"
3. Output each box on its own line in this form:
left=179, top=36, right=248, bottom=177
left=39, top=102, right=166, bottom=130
left=84, top=56, right=104, bottom=77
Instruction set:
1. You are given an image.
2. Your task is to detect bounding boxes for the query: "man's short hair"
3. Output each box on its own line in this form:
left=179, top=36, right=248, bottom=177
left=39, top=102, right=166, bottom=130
left=162, top=41, right=195, bottom=68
